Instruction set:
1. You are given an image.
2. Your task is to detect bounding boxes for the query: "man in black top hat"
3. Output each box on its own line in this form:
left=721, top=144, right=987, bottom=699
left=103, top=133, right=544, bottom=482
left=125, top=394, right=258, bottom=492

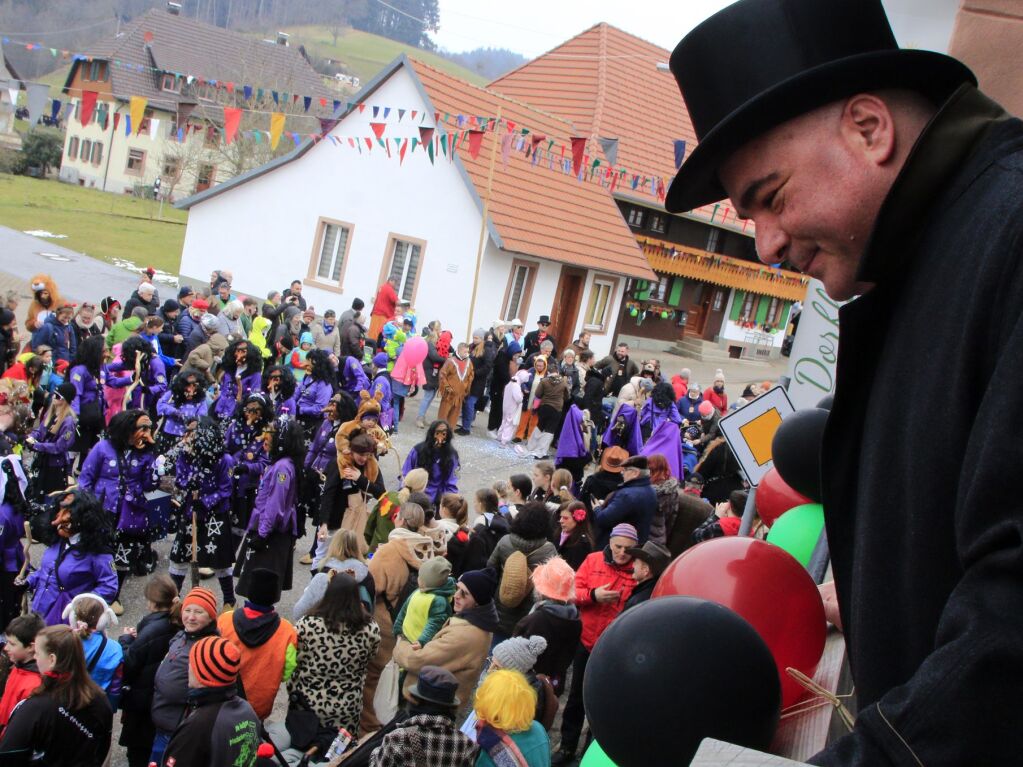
left=522, top=315, right=556, bottom=360
left=667, top=0, right=1023, bottom=764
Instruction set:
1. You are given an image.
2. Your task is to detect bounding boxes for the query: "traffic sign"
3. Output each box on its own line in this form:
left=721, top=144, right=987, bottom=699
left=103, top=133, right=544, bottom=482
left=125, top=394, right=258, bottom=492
left=718, top=386, right=795, bottom=486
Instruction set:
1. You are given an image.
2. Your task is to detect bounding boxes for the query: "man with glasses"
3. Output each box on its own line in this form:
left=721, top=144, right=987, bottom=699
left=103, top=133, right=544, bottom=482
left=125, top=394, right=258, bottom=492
left=523, top=315, right=557, bottom=360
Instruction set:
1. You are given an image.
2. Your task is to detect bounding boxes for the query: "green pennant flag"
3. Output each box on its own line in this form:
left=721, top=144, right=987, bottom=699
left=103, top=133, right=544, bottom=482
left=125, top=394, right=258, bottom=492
left=378, top=138, right=386, bottom=148
left=257, top=88, right=264, bottom=101
left=411, top=137, right=419, bottom=153
left=440, top=134, right=447, bottom=157
left=427, top=141, right=435, bottom=164
left=547, top=139, right=555, bottom=152
left=253, top=130, right=263, bottom=144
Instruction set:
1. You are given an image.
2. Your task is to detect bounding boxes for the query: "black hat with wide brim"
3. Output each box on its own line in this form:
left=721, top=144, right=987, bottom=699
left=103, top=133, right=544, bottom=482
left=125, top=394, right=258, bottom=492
left=665, top=0, right=975, bottom=214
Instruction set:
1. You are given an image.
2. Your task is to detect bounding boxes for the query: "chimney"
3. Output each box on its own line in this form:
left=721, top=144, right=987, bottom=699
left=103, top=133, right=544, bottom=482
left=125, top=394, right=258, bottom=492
left=276, top=31, right=289, bottom=46
left=167, top=1, right=181, bottom=15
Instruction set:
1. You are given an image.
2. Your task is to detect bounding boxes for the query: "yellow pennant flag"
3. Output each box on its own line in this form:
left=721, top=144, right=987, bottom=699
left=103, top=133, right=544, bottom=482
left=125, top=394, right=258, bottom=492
left=270, top=112, right=286, bottom=150
left=129, top=96, right=148, bottom=135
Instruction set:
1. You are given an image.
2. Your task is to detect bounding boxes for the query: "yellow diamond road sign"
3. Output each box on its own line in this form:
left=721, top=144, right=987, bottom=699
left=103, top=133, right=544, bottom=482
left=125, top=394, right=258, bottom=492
left=718, top=386, right=795, bottom=486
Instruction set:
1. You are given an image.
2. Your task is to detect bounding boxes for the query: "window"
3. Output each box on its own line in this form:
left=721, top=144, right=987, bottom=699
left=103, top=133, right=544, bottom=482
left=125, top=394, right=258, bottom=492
left=649, top=213, right=666, bottom=233
left=707, top=226, right=722, bottom=254
left=765, top=297, right=781, bottom=326
left=384, top=236, right=425, bottom=303
left=583, top=275, right=619, bottom=333
left=649, top=276, right=669, bottom=302
left=196, top=164, right=216, bottom=192
left=626, top=207, right=645, bottom=227
left=67, top=136, right=79, bottom=161
left=739, top=292, right=756, bottom=323
left=90, top=142, right=103, bottom=166
left=161, top=73, right=180, bottom=93
left=126, top=148, right=146, bottom=176
left=502, top=260, right=538, bottom=322
left=80, top=139, right=92, bottom=163
left=308, top=219, right=353, bottom=290
left=162, top=157, right=180, bottom=179
left=712, top=289, right=725, bottom=312
left=84, top=60, right=108, bottom=82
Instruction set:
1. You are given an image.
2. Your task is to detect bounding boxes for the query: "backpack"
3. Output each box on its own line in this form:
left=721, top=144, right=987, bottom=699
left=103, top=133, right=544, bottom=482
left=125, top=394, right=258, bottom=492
left=498, top=550, right=530, bottom=608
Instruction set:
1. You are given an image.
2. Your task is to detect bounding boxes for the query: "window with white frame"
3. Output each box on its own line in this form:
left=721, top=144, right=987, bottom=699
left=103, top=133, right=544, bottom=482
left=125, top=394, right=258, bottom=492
left=125, top=148, right=146, bottom=176
left=90, top=142, right=103, bottom=166
left=67, top=136, right=79, bottom=161
left=765, top=296, right=781, bottom=325
left=503, top=261, right=537, bottom=321
left=385, top=237, right=423, bottom=303
left=649, top=213, right=666, bottom=233
left=583, top=275, right=618, bottom=332
left=311, top=220, right=352, bottom=287
left=80, top=139, right=92, bottom=163
left=648, top=275, right=669, bottom=302
left=712, top=289, right=725, bottom=312
left=626, top=207, right=645, bottom=227
left=161, top=73, right=180, bottom=93
left=707, top=226, right=721, bottom=253
left=739, top=292, right=756, bottom=322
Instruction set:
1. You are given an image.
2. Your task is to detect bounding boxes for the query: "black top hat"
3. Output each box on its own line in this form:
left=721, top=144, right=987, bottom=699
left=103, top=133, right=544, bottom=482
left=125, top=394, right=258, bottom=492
left=665, top=0, right=974, bottom=213
left=409, top=665, right=460, bottom=707
left=537, top=315, right=551, bottom=325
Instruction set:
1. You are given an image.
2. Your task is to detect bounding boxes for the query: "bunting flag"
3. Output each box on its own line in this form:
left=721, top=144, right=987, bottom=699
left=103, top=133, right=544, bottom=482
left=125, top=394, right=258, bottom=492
left=79, top=90, right=98, bottom=126
left=500, top=131, right=513, bottom=167
left=257, top=87, right=264, bottom=101
left=411, top=137, right=419, bottom=153
left=129, top=95, right=147, bottom=134
left=364, top=137, right=373, bottom=151
left=269, top=112, right=286, bottom=150
left=149, top=117, right=161, bottom=141
left=303, top=96, right=311, bottom=112
left=25, top=82, right=49, bottom=127
left=467, top=129, right=484, bottom=160
left=370, top=122, right=386, bottom=140
left=570, top=137, right=586, bottom=177
left=319, top=97, right=327, bottom=108
left=384, top=107, right=391, bottom=119
left=398, top=109, right=405, bottom=121
left=112, top=112, right=120, bottom=133
left=358, top=103, right=366, bottom=113
left=223, top=107, right=242, bottom=144
left=674, top=140, right=687, bottom=169
left=225, top=82, right=234, bottom=93
left=318, top=118, right=338, bottom=136
left=426, top=137, right=435, bottom=164
left=333, top=99, right=341, bottom=112
left=272, top=90, right=279, bottom=106
left=418, top=127, right=434, bottom=147
left=124, top=116, right=132, bottom=136
left=372, top=106, right=379, bottom=118
left=177, top=127, right=184, bottom=142
left=50, top=98, right=61, bottom=122
left=243, top=85, right=252, bottom=100
left=398, top=138, right=409, bottom=165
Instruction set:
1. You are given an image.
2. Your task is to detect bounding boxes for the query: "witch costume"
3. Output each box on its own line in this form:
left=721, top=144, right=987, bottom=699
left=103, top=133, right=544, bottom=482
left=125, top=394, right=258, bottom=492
left=601, top=402, right=642, bottom=455
left=555, top=405, right=592, bottom=487
left=169, top=419, right=237, bottom=602
left=224, top=393, right=272, bottom=538
left=0, top=454, right=28, bottom=627
left=154, top=369, right=209, bottom=454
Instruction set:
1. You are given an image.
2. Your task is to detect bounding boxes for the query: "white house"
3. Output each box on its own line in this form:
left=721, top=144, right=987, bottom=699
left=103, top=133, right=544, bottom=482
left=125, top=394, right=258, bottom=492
left=176, top=55, right=655, bottom=357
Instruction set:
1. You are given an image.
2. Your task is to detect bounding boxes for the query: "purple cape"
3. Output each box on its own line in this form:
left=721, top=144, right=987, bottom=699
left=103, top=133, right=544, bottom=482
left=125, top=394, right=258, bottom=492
left=641, top=419, right=685, bottom=480
left=556, top=404, right=588, bottom=461
left=602, top=403, right=642, bottom=455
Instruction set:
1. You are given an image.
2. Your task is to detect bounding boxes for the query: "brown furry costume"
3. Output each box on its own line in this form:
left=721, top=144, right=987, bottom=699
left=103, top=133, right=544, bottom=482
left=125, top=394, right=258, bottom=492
left=335, top=390, right=391, bottom=483
left=25, top=274, right=63, bottom=334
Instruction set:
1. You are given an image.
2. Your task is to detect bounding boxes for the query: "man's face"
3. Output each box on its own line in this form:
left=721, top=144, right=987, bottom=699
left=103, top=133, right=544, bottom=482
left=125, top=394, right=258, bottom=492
left=219, top=284, right=231, bottom=299
left=179, top=294, right=193, bottom=308
left=633, top=559, right=651, bottom=582
left=291, top=282, right=303, bottom=295
left=622, top=466, right=640, bottom=483
left=615, top=344, right=628, bottom=361
left=453, top=582, right=476, bottom=613
left=609, top=536, right=634, bottom=566
left=719, top=104, right=883, bottom=301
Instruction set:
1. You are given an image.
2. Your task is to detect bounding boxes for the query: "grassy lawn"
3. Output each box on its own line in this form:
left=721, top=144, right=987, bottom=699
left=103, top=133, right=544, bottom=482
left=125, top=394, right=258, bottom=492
left=0, top=174, right=186, bottom=275
left=283, top=27, right=488, bottom=86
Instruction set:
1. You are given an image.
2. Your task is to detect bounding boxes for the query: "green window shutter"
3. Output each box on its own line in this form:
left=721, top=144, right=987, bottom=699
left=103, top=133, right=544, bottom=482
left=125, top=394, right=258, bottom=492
left=668, top=277, right=684, bottom=307
left=634, top=279, right=650, bottom=300
left=778, top=300, right=792, bottom=328
left=729, top=291, right=745, bottom=321
left=754, top=296, right=769, bottom=325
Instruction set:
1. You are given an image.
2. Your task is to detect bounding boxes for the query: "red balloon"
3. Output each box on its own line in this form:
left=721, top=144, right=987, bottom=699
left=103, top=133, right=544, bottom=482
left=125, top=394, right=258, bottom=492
left=653, top=537, right=826, bottom=709
left=757, top=466, right=812, bottom=526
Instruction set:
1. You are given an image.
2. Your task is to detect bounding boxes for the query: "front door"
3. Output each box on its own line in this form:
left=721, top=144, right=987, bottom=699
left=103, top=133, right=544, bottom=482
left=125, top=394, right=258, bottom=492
left=548, top=266, right=586, bottom=351
left=701, top=288, right=728, bottom=341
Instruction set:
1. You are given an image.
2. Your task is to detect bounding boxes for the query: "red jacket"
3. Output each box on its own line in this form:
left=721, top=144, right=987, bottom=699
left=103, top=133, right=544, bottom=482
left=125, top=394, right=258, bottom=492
left=703, top=387, right=728, bottom=415
left=371, top=282, right=398, bottom=318
left=0, top=662, right=41, bottom=730
left=575, top=548, right=636, bottom=651
left=670, top=375, right=689, bottom=401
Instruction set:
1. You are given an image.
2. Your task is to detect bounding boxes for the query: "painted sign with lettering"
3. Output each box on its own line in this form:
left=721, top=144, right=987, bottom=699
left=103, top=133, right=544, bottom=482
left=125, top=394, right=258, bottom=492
left=786, top=279, right=848, bottom=410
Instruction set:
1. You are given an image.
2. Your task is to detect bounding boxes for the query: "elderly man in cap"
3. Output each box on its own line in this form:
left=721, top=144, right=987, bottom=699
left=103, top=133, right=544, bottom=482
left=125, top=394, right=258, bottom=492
left=668, top=0, right=1023, bottom=763
left=368, top=666, right=478, bottom=766
left=623, top=540, right=671, bottom=611
left=591, top=455, right=656, bottom=548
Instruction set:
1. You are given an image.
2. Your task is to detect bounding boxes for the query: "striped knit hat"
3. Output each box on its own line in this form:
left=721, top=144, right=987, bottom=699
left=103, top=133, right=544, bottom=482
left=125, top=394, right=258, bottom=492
left=189, top=636, right=241, bottom=687
left=182, top=587, right=218, bottom=622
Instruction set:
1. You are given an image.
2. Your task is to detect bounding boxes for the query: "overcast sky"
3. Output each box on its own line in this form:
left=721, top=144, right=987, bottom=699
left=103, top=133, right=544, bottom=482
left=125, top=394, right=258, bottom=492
left=432, top=0, right=962, bottom=58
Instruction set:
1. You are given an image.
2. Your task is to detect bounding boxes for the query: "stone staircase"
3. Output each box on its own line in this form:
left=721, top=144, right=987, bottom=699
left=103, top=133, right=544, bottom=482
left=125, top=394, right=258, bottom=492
left=673, top=335, right=747, bottom=364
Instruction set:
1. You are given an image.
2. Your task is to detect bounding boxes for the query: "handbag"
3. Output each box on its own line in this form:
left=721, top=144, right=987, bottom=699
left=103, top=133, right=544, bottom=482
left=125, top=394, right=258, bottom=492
left=284, top=691, right=335, bottom=753
left=340, top=491, right=371, bottom=537
left=373, top=659, right=400, bottom=725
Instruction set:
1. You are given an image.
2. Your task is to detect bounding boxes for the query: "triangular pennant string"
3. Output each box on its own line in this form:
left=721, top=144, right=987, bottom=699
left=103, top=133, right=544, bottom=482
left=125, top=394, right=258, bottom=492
left=370, top=122, right=386, bottom=140
left=223, top=107, right=242, bottom=144
left=79, top=90, right=98, bottom=126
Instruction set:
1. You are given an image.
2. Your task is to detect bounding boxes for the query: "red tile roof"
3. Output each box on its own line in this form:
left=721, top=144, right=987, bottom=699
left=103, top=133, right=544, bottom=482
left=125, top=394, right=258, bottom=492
left=411, top=58, right=655, bottom=280
left=490, top=23, right=753, bottom=234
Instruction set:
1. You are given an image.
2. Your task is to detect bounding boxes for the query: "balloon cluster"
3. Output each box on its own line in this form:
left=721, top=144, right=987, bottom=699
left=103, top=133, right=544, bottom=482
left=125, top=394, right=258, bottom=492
left=580, top=395, right=833, bottom=767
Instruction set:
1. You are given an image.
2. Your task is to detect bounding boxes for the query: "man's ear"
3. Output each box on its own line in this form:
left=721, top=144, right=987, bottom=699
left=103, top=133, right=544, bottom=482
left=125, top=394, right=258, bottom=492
left=841, top=93, right=897, bottom=166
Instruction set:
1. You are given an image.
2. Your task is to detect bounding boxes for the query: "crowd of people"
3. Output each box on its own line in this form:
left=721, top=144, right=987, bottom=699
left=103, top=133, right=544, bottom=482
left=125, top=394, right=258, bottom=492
left=0, top=268, right=766, bottom=766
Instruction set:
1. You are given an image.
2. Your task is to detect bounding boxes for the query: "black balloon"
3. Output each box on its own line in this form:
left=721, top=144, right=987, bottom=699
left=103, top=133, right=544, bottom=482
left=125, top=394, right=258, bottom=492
left=771, top=407, right=828, bottom=501
left=816, top=394, right=834, bottom=411
left=583, top=596, right=780, bottom=767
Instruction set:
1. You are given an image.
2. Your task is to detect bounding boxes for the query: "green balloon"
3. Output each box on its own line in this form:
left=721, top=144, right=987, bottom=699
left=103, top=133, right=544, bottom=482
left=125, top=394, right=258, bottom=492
left=580, top=739, right=618, bottom=767
left=766, top=503, right=824, bottom=567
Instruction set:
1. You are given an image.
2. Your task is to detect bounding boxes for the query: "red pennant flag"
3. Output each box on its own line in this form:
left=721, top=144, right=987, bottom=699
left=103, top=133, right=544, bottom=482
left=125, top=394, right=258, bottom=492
left=529, top=134, right=546, bottom=157
left=570, top=137, right=586, bottom=176
left=506, top=120, right=516, bottom=132
left=347, top=137, right=355, bottom=148
left=411, top=110, right=417, bottom=121
left=419, top=127, right=434, bottom=146
left=399, top=139, right=409, bottom=165
left=467, top=130, right=484, bottom=160
left=370, top=122, right=386, bottom=140
left=434, top=112, right=440, bottom=124
left=79, top=90, right=98, bottom=126
left=364, top=137, right=373, bottom=151
left=112, top=112, right=121, bottom=133
left=357, top=103, right=366, bottom=113
left=223, top=107, right=242, bottom=144
left=225, top=82, right=234, bottom=93
left=319, top=97, right=327, bottom=107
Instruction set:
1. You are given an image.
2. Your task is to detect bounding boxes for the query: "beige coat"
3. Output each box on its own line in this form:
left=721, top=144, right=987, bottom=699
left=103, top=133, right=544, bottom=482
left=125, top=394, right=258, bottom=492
left=392, top=615, right=492, bottom=714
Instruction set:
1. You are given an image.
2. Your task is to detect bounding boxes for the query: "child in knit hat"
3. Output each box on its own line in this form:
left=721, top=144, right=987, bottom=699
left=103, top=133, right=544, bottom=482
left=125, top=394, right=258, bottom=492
left=393, top=557, right=456, bottom=649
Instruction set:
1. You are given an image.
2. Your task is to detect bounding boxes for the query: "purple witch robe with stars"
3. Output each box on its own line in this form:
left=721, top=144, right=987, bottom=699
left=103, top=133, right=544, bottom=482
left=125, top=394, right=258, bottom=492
left=236, top=457, right=299, bottom=598
left=340, top=357, right=370, bottom=398
left=556, top=404, right=590, bottom=489
left=371, top=373, right=394, bottom=430
left=601, top=402, right=642, bottom=455
left=170, top=453, right=237, bottom=569
left=640, top=419, right=686, bottom=481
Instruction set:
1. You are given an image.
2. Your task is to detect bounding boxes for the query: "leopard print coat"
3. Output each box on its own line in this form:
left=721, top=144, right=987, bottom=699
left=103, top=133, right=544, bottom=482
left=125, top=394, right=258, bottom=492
left=288, top=615, right=382, bottom=733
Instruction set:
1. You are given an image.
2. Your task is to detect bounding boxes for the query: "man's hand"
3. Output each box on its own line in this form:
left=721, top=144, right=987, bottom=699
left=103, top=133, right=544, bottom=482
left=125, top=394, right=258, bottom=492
left=594, top=583, right=621, bottom=603
left=819, top=581, right=843, bottom=631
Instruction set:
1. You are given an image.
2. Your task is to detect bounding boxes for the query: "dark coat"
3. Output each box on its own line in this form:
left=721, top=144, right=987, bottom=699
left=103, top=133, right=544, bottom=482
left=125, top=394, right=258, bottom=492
left=31, top=314, right=77, bottom=363
left=812, top=88, right=1023, bottom=766
left=163, top=685, right=261, bottom=767
left=592, top=475, right=656, bottom=547
left=118, top=610, right=178, bottom=747
left=124, top=289, right=159, bottom=317
left=514, top=601, right=582, bottom=696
